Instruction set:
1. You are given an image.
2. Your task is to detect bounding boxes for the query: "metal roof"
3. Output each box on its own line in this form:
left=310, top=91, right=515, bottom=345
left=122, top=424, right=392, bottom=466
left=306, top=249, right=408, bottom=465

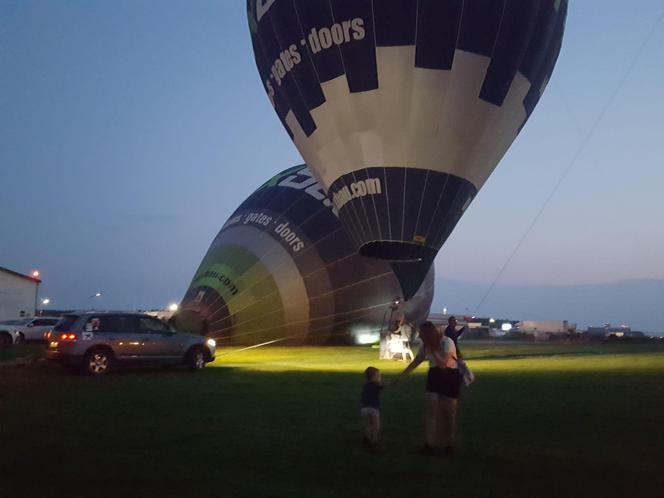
left=0, top=266, right=42, bottom=284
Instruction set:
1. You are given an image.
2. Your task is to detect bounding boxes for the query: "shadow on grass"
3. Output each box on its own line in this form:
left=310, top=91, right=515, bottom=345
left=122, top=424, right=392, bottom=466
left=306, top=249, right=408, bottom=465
left=0, top=343, right=46, bottom=364
left=1, top=356, right=663, bottom=497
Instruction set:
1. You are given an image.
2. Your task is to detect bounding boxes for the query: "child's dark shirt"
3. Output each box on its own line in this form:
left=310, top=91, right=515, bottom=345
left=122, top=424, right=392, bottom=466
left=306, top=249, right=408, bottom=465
left=361, top=381, right=383, bottom=409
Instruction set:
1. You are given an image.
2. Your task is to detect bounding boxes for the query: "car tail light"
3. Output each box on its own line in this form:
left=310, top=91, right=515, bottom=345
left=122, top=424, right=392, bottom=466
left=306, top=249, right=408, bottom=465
left=59, top=332, right=77, bottom=341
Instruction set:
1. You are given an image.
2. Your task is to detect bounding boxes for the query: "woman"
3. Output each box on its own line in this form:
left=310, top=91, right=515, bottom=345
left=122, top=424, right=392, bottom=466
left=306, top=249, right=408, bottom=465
left=394, top=321, right=462, bottom=456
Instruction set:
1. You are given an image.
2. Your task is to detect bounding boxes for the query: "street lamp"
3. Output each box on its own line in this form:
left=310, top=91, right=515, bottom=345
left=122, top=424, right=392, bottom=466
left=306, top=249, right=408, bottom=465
left=38, top=297, right=51, bottom=316
left=87, top=292, right=103, bottom=311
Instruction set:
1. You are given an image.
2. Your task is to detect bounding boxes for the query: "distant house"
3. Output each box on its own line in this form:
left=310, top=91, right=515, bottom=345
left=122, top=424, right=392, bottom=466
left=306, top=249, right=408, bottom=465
left=517, top=320, right=577, bottom=340
left=0, top=266, right=41, bottom=321
left=427, top=313, right=519, bottom=339
left=586, top=325, right=642, bottom=339
left=586, top=323, right=632, bottom=339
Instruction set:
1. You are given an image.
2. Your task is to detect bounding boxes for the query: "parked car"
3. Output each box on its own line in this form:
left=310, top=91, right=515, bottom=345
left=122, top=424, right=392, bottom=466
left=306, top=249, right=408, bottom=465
left=0, top=319, right=26, bottom=347
left=4, top=317, right=61, bottom=343
left=45, top=311, right=216, bottom=375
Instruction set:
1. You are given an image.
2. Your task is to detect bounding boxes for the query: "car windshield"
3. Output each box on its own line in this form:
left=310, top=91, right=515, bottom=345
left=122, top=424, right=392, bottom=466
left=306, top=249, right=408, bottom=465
left=53, top=315, right=78, bottom=331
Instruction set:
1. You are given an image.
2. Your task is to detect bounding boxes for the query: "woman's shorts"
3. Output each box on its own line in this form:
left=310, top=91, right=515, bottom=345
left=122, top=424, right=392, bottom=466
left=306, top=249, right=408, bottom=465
left=426, top=367, right=462, bottom=399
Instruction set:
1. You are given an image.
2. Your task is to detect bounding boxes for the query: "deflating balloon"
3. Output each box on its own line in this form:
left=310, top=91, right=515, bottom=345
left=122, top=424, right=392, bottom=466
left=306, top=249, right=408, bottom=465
left=247, top=0, right=567, bottom=298
left=174, top=164, right=433, bottom=346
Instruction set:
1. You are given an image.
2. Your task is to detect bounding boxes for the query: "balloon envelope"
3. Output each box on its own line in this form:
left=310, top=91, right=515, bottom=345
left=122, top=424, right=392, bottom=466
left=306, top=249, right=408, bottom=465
left=174, top=164, right=433, bottom=346
left=248, top=0, right=567, bottom=297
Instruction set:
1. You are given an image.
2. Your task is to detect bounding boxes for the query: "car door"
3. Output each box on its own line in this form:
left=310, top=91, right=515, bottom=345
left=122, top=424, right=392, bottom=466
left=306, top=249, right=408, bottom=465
left=86, top=315, right=142, bottom=360
left=25, top=319, right=52, bottom=340
left=38, top=318, right=60, bottom=341
left=137, top=317, right=181, bottom=359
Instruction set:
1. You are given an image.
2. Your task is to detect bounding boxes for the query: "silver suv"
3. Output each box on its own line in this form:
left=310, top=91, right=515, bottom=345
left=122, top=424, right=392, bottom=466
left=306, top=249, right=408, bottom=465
left=45, top=312, right=215, bottom=375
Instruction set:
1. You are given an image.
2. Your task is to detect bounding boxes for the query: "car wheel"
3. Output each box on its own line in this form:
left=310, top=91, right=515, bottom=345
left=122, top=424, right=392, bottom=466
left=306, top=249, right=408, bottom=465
left=83, top=349, right=113, bottom=376
left=0, top=332, right=12, bottom=348
left=187, top=347, right=206, bottom=372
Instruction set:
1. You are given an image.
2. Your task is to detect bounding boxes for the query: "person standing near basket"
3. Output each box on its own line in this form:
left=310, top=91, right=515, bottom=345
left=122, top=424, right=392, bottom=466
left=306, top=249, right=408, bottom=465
left=444, top=316, right=475, bottom=386
left=444, top=315, right=466, bottom=356
left=392, top=321, right=463, bottom=456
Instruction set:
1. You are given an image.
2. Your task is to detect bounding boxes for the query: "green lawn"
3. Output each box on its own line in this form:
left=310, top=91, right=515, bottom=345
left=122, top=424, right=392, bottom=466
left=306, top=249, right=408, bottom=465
left=1, top=341, right=663, bottom=497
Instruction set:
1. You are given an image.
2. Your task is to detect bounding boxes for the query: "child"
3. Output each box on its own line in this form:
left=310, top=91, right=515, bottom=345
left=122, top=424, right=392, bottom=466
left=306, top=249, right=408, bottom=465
left=360, top=366, right=383, bottom=448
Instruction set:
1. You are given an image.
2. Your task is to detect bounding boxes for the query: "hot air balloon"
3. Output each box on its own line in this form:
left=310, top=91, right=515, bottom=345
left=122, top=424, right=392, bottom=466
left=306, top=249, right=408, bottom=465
left=247, top=0, right=567, bottom=298
left=174, top=164, right=433, bottom=346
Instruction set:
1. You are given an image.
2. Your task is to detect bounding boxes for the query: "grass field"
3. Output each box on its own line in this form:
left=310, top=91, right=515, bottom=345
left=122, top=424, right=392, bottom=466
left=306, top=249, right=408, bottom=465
left=1, top=341, right=663, bottom=497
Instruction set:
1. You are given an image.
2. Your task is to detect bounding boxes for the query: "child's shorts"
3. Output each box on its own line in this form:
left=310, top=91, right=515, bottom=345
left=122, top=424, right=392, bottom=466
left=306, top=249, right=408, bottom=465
left=360, top=407, right=380, bottom=419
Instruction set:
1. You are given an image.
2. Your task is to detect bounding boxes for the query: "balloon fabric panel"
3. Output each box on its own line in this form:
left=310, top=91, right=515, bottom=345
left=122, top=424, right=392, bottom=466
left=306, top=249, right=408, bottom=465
left=414, top=0, right=463, bottom=70
left=175, top=165, right=434, bottom=345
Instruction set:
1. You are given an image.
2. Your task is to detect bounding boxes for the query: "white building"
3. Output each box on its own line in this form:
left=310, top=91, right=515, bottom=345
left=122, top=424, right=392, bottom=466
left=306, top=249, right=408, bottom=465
left=518, top=320, right=577, bottom=340
left=0, top=266, right=41, bottom=321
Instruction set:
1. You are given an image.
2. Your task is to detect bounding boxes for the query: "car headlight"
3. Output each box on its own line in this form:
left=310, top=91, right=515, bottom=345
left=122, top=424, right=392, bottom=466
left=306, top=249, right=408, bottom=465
left=206, top=338, right=216, bottom=348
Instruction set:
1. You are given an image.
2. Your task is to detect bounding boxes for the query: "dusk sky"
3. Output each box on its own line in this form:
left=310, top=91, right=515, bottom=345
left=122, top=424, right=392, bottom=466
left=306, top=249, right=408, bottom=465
left=1, top=1, right=663, bottom=329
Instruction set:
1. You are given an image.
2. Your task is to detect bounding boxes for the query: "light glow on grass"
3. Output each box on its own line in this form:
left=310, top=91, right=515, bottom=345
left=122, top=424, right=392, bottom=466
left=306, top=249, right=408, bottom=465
left=209, top=343, right=664, bottom=375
